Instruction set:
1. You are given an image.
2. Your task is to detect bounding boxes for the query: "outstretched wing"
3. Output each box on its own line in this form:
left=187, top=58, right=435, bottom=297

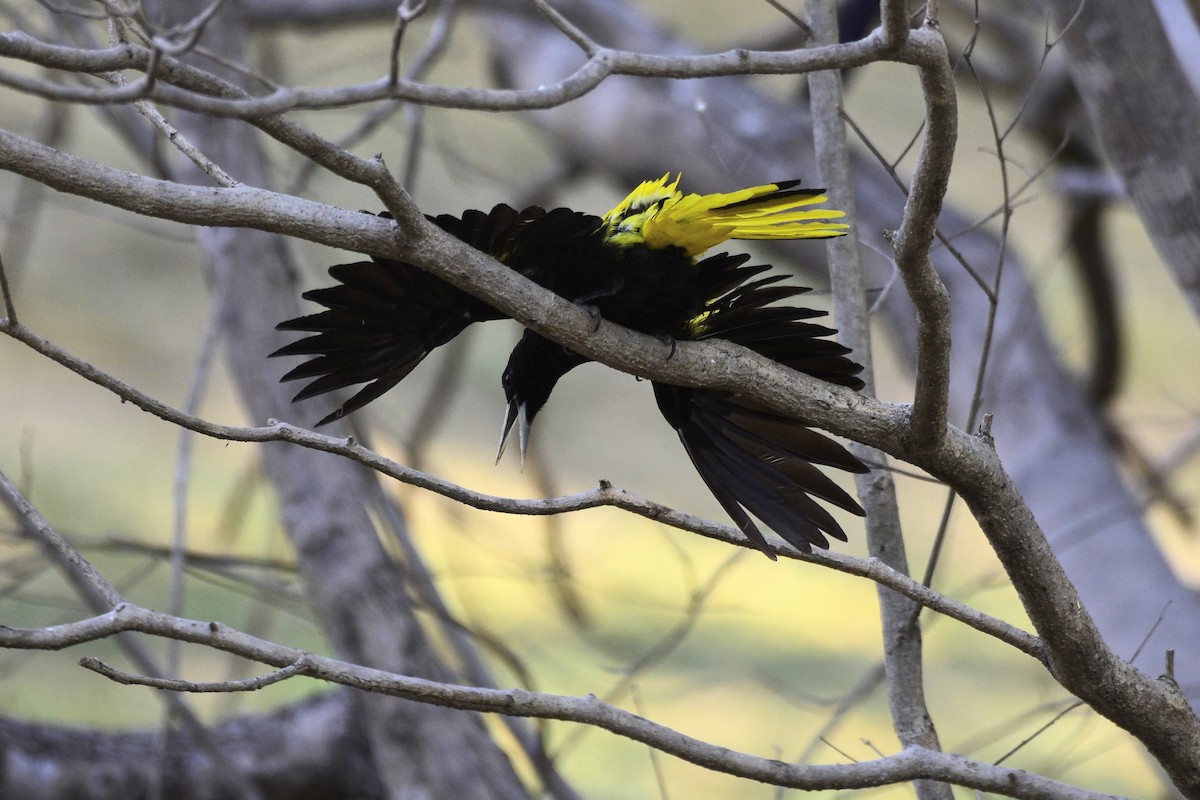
left=654, top=253, right=866, bottom=557
left=272, top=253, right=498, bottom=426
left=271, top=205, right=594, bottom=426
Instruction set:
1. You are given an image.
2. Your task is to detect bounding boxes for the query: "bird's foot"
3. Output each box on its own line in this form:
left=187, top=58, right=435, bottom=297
left=581, top=303, right=603, bottom=332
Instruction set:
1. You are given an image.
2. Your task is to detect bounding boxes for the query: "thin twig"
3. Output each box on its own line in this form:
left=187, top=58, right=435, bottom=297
left=388, top=0, right=430, bottom=87
left=81, top=654, right=314, bottom=691
left=553, top=551, right=746, bottom=759
left=528, top=0, right=599, bottom=56
left=0, top=250, right=16, bottom=324
left=0, top=468, right=123, bottom=607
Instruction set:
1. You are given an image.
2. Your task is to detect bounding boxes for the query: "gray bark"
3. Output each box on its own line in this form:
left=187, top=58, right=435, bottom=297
left=1042, top=0, right=1200, bottom=318
left=0, top=693, right=383, bottom=800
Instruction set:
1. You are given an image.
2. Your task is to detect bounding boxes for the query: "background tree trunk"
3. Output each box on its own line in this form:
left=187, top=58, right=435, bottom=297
left=162, top=3, right=530, bottom=797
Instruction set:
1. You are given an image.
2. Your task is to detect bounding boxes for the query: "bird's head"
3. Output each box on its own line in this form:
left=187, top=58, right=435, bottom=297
left=601, top=173, right=683, bottom=248
left=496, top=331, right=588, bottom=466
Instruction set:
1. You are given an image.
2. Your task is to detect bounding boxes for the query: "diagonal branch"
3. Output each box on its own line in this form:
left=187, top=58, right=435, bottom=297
left=0, top=470, right=123, bottom=608
left=0, top=316, right=1040, bottom=658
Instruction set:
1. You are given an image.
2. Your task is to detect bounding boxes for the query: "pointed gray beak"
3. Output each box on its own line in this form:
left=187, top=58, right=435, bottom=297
left=495, top=399, right=531, bottom=468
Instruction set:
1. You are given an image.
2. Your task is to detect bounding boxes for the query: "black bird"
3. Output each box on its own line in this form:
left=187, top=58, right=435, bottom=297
left=273, top=174, right=865, bottom=556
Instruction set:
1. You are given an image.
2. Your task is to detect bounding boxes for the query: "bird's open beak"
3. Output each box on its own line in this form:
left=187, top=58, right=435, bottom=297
left=495, top=399, right=531, bottom=468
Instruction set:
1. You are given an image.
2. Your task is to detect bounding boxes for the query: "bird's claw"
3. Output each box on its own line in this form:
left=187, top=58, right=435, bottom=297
left=582, top=304, right=603, bottom=332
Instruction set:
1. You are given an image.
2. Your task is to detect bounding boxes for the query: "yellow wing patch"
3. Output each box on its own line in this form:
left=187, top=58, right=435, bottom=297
left=603, top=173, right=848, bottom=257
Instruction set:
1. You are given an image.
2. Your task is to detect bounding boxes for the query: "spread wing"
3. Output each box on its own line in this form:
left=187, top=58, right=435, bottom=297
left=654, top=253, right=866, bottom=556
left=271, top=206, right=600, bottom=426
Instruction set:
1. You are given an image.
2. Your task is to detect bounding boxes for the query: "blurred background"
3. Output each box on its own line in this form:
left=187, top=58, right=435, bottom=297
left=1, top=1, right=1198, bottom=797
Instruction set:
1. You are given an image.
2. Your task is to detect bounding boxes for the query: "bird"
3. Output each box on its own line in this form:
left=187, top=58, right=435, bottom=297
left=272, top=174, right=866, bottom=557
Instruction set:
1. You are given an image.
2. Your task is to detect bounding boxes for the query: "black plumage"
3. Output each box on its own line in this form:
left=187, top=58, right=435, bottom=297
left=272, top=177, right=865, bottom=557
left=500, top=253, right=866, bottom=556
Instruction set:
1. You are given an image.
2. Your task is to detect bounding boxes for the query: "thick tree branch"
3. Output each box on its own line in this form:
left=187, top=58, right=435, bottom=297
left=0, top=692, right=384, bottom=800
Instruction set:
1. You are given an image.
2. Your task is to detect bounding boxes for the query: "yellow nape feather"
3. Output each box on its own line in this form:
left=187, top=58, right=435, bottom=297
left=602, top=173, right=848, bottom=257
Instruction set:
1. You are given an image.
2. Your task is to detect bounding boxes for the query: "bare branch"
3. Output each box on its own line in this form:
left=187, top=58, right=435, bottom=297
left=890, top=26, right=955, bottom=448
left=0, top=691, right=382, bottom=800
left=0, top=604, right=1122, bottom=799
left=0, top=469, right=123, bottom=608
left=808, top=5, right=952, bottom=800
left=528, top=0, right=599, bottom=56
left=387, top=0, right=430, bottom=87
left=0, top=27, right=927, bottom=118
left=0, top=317, right=1042, bottom=658
left=880, top=0, right=913, bottom=51
left=80, top=655, right=314, bottom=692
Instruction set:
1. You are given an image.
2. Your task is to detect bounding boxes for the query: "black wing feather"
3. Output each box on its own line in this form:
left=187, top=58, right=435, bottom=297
left=270, top=206, right=602, bottom=426
left=652, top=251, right=866, bottom=555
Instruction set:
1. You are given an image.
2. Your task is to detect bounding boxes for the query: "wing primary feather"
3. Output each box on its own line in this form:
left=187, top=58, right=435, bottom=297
left=270, top=206, right=602, bottom=427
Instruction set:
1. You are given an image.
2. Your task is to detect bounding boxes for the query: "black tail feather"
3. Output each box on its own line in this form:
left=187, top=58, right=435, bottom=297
left=657, top=383, right=862, bottom=555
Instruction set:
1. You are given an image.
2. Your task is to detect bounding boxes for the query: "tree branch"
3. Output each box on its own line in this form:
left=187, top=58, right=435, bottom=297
left=0, top=604, right=1123, bottom=799
left=889, top=27, right=955, bottom=448
left=808, top=5, right=952, bottom=800
left=0, top=316, right=1040, bottom=659
left=0, top=28, right=901, bottom=118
